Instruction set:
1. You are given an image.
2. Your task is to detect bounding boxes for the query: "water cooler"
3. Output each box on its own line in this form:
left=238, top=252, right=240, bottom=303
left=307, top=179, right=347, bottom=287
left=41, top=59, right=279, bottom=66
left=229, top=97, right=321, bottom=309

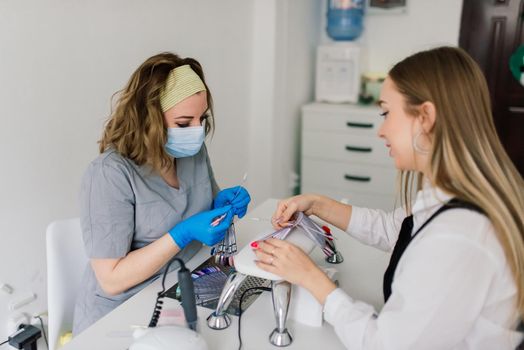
left=315, top=0, right=365, bottom=104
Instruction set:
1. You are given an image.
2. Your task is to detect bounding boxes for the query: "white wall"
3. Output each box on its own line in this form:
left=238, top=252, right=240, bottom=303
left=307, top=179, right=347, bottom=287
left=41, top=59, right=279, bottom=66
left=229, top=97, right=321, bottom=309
left=363, top=0, right=463, bottom=72
left=247, top=0, right=321, bottom=204
left=273, top=0, right=322, bottom=198
left=0, top=0, right=254, bottom=342
left=320, top=0, right=463, bottom=73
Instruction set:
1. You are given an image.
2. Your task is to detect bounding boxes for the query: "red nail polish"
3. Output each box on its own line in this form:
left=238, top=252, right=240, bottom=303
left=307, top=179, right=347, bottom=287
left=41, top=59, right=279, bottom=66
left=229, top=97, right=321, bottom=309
left=322, top=225, right=331, bottom=234
left=250, top=241, right=258, bottom=248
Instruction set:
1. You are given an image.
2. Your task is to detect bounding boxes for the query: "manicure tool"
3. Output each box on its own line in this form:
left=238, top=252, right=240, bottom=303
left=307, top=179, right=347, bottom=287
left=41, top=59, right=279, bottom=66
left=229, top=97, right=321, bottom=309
left=212, top=173, right=248, bottom=266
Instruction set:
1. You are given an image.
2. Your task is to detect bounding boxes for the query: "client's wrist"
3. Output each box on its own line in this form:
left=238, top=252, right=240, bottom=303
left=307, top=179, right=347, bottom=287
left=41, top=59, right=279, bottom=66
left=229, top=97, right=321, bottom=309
left=302, top=268, right=337, bottom=305
left=310, top=194, right=326, bottom=218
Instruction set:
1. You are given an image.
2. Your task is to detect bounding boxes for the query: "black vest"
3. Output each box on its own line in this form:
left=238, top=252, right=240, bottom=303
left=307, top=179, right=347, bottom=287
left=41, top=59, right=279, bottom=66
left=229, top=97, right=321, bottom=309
left=383, top=198, right=482, bottom=302
left=382, top=198, right=524, bottom=348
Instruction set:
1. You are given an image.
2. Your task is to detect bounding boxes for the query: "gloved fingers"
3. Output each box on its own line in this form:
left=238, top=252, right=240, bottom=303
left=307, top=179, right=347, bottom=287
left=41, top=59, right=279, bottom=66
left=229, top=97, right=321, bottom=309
left=223, top=186, right=240, bottom=197
left=207, top=204, right=233, bottom=218
left=213, top=186, right=250, bottom=219
left=229, top=185, right=242, bottom=194
left=213, top=187, right=235, bottom=207
left=206, top=206, right=231, bottom=227
left=230, top=189, right=250, bottom=215
left=204, top=229, right=227, bottom=247
left=216, top=186, right=250, bottom=206
left=212, top=196, right=228, bottom=210
left=230, top=187, right=250, bottom=203
left=237, top=206, right=248, bottom=219
left=213, top=209, right=234, bottom=232
left=231, top=196, right=250, bottom=212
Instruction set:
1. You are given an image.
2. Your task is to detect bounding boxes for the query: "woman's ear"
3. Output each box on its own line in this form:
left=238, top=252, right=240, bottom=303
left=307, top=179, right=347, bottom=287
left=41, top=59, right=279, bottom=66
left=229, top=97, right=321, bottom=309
left=419, top=101, right=436, bottom=133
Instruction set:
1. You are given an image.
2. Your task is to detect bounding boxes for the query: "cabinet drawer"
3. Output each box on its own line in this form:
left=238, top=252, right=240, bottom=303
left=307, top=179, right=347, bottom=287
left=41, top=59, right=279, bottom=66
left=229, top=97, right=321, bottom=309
left=299, top=185, right=397, bottom=212
left=302, top=130, right=392, bottom=166
left=301, top=158, right=397, bottom=195
left=302, top=103, right=381, bottom=137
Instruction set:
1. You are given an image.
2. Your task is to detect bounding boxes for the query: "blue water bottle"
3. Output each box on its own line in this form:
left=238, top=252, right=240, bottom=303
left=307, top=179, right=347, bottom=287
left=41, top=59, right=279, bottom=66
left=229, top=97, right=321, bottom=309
left=326, top=0, right=364, bottom=41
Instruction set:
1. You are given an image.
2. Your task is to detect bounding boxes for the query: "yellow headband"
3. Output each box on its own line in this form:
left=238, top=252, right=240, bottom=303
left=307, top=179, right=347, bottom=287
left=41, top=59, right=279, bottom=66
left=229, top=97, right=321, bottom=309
left=160, top=65, right=207, bottom=112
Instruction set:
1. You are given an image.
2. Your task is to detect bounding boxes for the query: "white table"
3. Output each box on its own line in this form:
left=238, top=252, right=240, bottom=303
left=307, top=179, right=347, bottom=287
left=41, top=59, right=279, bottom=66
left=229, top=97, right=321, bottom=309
left=63, top=199, right=389, bottom=349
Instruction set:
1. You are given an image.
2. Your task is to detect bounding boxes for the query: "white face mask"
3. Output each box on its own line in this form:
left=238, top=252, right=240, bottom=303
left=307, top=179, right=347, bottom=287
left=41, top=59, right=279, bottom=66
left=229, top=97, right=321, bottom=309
left=165, top=126, right=205, bottom=158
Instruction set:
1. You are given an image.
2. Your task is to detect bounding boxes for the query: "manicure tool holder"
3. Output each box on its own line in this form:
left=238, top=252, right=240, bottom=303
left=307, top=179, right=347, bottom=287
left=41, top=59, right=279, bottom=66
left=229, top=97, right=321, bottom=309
left=323, top=226, right=344, bottom=264
left=211, top=174, right=247, bottom=267
left=211, top=223, right=237, bottom=267
left=206, top=212, right=341, bottom=347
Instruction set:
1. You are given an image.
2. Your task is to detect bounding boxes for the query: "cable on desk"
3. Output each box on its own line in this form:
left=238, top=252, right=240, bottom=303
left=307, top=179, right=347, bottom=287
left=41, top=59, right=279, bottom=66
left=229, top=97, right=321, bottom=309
left=34, top=315, right=48, bottom=349
left=148, top=291, right=165, bottom=328
left=0, top=339, right=8, bottom=346
left=148, top=257, right=185, bottom=327
left=237, top=286, right=272, bottom=350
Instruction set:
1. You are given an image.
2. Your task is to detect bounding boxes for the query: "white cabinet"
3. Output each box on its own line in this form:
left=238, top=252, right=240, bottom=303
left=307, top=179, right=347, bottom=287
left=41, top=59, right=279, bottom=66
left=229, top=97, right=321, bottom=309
left=300, top=102, right=397, bottom=211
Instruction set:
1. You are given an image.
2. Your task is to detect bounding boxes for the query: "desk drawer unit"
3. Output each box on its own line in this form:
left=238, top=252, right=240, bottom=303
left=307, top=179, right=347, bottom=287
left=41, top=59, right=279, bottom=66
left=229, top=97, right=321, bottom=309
left=300, top=103, right=397, bottom=211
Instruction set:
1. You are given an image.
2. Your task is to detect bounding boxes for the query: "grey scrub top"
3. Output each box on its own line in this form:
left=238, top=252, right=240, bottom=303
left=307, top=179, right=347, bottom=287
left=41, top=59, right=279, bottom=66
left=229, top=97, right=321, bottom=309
left=72, top=145, right=219, bottom=335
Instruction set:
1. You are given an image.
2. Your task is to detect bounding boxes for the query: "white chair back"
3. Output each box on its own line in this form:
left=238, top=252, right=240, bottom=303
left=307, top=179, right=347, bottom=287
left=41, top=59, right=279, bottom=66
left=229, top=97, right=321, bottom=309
left=46, top=218, right=88, bottom=350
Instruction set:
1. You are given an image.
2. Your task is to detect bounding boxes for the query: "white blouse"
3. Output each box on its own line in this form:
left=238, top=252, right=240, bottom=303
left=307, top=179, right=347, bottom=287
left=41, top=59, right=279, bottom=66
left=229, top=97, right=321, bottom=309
left=323, top=186, right=523, bottom=349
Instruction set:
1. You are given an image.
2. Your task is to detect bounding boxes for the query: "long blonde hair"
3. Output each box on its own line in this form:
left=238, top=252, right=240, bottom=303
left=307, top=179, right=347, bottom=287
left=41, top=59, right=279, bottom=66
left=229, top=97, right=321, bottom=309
left=390, top=46, right=524, bottom=321
left=99, top=52, right=215, bottom=172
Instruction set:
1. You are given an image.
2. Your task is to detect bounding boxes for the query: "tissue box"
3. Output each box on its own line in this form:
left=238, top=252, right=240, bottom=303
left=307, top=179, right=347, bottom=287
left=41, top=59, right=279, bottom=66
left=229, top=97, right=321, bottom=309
left=288, top=267, right=338, bottom=327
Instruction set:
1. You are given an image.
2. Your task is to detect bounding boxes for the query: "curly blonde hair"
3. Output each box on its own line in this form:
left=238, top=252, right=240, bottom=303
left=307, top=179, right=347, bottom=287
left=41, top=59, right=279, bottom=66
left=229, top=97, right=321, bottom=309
left=99, top=52, right=214, bottom=172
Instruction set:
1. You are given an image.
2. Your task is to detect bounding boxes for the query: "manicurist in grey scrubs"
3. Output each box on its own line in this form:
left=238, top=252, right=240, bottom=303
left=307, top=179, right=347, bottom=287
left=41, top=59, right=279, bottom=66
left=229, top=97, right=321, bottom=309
left=72, top=52, right=251, bottom=335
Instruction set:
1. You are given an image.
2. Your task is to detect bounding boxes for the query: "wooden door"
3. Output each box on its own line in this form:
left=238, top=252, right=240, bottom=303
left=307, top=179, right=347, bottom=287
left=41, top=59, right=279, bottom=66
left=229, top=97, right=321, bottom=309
left=459, top=0, right=524, bottom=175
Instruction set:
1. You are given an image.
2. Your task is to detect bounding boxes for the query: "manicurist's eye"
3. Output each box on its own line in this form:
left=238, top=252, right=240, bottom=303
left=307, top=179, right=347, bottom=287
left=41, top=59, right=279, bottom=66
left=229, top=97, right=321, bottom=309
left=379, top=111, right=389, bottom=118
left=176, top=123, right=190, bottom=128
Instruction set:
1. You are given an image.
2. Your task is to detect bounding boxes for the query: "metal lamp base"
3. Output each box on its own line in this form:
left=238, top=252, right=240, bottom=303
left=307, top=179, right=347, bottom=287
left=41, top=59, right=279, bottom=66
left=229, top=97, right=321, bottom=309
left=206, top=312, right=231, bottom=330
left=326, top=251, right=344, bottom=264
left=269, top=328, right=293, bottom=347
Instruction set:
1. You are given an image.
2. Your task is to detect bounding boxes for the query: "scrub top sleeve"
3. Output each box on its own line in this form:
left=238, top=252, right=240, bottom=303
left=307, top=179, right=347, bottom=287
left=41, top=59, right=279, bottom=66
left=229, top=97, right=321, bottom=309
left=203, top=144, right=220, bottom=196
left=79, top=161, right=135, bottom=259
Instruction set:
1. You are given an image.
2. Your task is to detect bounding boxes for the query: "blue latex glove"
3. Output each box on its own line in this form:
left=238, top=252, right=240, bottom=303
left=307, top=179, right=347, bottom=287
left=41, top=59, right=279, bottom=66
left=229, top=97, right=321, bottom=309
left=168, top=205, right=234, bottom=249
left=213, top=186, right=251, bottom=218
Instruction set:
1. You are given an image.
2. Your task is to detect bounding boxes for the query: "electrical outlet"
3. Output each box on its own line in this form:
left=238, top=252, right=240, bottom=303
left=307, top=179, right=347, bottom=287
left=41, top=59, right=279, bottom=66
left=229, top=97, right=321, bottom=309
left=30, top=312, right=47, bottom=328
left=29, top=317, right=45, bottom=328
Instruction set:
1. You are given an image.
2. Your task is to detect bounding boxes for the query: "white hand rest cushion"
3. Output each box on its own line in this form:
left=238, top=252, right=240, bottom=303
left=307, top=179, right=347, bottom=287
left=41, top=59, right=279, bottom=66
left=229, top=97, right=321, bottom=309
left=233, top=226, right=317, bottom=280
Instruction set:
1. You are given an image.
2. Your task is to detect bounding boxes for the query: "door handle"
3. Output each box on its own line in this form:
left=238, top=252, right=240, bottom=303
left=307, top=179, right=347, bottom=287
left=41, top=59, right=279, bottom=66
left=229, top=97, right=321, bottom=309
left=346, top=121, right=374, bottom=129
left=345, top=145, right=372, bottom=153
left=344, top=174, right=371, bottom=182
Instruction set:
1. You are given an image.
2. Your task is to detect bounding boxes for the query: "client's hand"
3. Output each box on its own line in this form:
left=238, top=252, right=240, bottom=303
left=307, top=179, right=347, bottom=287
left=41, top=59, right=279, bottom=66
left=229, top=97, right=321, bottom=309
left=272, top=194, right=318, bottom=229
left=252, top=238, right=337, bottom=305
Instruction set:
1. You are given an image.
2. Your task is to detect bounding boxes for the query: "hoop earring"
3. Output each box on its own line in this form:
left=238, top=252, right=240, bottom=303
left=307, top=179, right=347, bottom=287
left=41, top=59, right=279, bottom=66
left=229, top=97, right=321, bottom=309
left=413, top=131, right=430, bottom=155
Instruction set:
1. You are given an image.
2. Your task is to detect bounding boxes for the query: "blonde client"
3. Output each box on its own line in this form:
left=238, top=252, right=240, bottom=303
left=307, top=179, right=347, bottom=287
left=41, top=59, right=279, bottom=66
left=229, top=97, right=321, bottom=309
left=253, top=47, right=524, bottom=349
